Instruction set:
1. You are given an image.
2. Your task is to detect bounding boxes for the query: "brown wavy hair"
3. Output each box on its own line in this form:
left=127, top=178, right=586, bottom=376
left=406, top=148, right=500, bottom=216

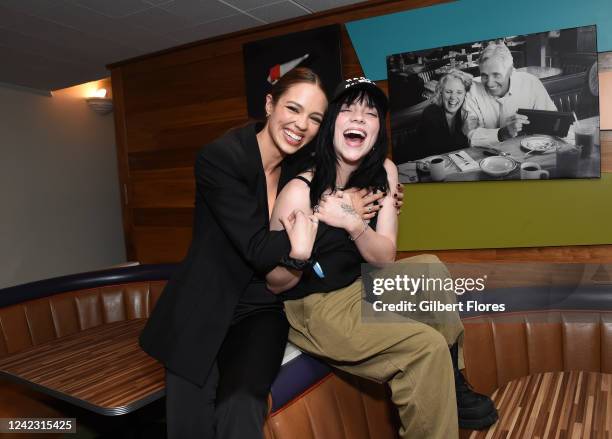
left=268, top=67, right=325, bottom=104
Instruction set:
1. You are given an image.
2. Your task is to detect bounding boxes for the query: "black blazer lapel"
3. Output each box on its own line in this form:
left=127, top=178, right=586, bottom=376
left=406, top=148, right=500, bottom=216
left=237, top=123, right=268, bottom=223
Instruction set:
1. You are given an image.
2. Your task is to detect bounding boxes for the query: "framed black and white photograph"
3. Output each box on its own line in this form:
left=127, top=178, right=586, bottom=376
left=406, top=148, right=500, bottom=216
left=243, top=24, right=342, bottom=120
left=388, top=25, right=600, bottom=183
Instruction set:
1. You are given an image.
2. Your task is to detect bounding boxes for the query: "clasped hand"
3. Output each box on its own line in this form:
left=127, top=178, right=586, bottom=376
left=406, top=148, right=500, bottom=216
left=279, top=185, right=404, bottom=259
left=279, top=209, right=318, bottom=260
left=313, top=191, right=364, bottom=235
left=323, top=185, right=404, bottom=221
left=315, top=184, right=404, bottom=225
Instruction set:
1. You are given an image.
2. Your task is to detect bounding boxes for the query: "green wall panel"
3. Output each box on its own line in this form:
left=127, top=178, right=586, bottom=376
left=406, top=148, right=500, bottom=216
left=398, top=173, right=612, bottom=250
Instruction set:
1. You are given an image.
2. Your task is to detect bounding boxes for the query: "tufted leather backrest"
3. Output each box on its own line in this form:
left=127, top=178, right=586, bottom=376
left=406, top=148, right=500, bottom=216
left=551, top=89, right=583, bottom=113
left=462, top=311, right=612, bottom=395
left=0, top=281, right=166, bottom=358
left=541, top=71, right=586, bottom=114
left=265, top=371, right=397, bottom=439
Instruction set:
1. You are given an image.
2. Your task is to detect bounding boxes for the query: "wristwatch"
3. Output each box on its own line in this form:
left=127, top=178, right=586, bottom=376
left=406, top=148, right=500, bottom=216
left=279, top=254, right=314, bottom=271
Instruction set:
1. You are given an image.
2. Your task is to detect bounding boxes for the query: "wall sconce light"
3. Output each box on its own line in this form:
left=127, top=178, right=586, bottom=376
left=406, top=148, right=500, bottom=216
left=86, top=88, right=113, bottom=115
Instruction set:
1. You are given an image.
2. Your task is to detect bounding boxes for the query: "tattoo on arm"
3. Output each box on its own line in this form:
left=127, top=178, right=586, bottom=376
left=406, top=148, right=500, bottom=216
left=341, top=203, right=360, bottom=218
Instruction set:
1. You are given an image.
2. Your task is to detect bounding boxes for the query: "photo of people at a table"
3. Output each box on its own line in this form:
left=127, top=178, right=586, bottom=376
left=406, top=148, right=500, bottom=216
left=389, top=25, right=600, bottom=183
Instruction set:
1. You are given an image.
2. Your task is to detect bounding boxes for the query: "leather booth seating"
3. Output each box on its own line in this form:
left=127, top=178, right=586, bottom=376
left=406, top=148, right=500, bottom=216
left=0, top=264, right=174, bottom=438
left=1, top=264, right=611, bottom=438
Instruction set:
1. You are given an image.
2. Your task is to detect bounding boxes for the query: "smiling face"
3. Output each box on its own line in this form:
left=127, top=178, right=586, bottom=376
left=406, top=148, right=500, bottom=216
left=264, top=82, right=327, bottom=156
left=479, top=57, right=512, bottom=97
left=441, top=76, right=467, bottom=115
left=332, top=97, right=380, bottom=166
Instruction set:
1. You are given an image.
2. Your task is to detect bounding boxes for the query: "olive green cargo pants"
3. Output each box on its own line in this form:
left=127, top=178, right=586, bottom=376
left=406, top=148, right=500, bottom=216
left=284, top=255, right=464, bottom=439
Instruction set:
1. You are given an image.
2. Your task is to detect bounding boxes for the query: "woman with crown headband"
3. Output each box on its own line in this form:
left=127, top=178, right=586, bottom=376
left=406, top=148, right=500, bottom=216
left=267, top=77, right=498, bottom=438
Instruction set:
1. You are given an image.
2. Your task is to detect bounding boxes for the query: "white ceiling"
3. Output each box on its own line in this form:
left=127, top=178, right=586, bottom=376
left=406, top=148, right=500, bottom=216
left=0, top=0, right=364, bottom=92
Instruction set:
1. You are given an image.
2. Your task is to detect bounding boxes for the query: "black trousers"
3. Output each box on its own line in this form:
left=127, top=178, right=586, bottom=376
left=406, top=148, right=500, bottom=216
left=165, top=309, right=289, bottom=439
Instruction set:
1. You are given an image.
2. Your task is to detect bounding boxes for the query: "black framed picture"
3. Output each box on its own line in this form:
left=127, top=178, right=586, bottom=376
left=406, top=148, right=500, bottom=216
left=243, top=24, right=343, bottom=120
left=387, top=25, right=600, bottom=183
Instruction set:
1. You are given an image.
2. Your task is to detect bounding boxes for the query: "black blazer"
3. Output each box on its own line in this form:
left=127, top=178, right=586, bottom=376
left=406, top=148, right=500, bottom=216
left=139, top=123, right=294, bottom=386
left=416, top=104, right=469, bottom=159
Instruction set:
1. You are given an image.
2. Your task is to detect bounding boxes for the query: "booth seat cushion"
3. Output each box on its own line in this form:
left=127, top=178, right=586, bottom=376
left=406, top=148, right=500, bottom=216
left=272, top=347, right=332, bottom=412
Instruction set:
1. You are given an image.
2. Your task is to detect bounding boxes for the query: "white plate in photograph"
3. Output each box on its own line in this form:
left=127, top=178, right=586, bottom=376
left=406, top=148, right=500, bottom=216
left=479, top=156, right=517, bottom=177
left=520, top=136, right=557, bottom=153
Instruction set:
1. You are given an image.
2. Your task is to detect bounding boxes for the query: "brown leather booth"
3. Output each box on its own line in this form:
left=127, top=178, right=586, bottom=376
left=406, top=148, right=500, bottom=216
left=1, top=266, right=611, bottom=438
left=264, top=372, right=397, bottom=439
left=463, top=311, right=612, bottom=396
left=0, top=273, right=167, bottom=438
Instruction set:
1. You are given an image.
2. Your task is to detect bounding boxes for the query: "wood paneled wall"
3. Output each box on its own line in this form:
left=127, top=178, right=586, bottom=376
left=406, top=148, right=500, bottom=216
left=109, top=0, right=612, bottom=264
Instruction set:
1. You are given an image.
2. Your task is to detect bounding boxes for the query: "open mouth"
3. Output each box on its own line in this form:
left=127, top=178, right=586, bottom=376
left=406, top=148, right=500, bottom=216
left=343, top=128, right=367, bottom=147
left=283, top=129, right=303, bottom=146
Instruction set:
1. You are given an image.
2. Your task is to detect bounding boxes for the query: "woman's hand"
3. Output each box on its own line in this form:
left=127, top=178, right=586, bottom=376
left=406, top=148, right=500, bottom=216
left=335, top=183, right=404, bottom=221
left=280, top=209, right=318, bottom=260
left=314, top=192, right=364, bottom=235
left=344, top=188, right=384, bottom=221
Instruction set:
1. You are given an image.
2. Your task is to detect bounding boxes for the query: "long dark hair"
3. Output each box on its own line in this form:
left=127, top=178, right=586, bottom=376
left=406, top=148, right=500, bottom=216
left=309, top=87, right=389, bottom=207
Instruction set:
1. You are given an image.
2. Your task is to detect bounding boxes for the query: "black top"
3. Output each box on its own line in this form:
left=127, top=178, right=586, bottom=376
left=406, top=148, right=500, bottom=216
left=140, top=123, right=303, bottom=386
left=281, top=177, right=378, bottom=301
left=415, top=103, right=469, bottom=159
left=233, top=275, right=281, bottom=323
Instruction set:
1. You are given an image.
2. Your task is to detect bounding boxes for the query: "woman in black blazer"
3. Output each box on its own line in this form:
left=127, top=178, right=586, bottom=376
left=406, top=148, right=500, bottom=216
left=416, top=69, right=473, bottom=159
left=139, top=68, right=327, bottom=438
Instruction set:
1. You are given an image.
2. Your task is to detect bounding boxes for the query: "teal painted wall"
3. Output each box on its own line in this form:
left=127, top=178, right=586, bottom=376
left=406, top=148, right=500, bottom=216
left=346, top=0, right=612, bottom=80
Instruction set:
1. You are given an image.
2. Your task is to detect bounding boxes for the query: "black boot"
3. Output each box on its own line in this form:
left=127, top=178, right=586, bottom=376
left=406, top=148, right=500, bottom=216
left=450, top=343, right=498, bottom=430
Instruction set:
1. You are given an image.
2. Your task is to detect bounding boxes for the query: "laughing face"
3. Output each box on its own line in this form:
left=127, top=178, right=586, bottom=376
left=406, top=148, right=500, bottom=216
left=441, top=76, right=467, bottom=115
left=479, top=57, right=512, bottom=98
left=333, top=98, right=380, bottom=166
left=264, top=82, right=327, bottom=156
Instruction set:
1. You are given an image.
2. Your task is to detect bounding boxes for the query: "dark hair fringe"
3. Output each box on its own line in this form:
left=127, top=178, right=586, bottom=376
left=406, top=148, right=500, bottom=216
left=308, top=87, right=389, bottom=207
